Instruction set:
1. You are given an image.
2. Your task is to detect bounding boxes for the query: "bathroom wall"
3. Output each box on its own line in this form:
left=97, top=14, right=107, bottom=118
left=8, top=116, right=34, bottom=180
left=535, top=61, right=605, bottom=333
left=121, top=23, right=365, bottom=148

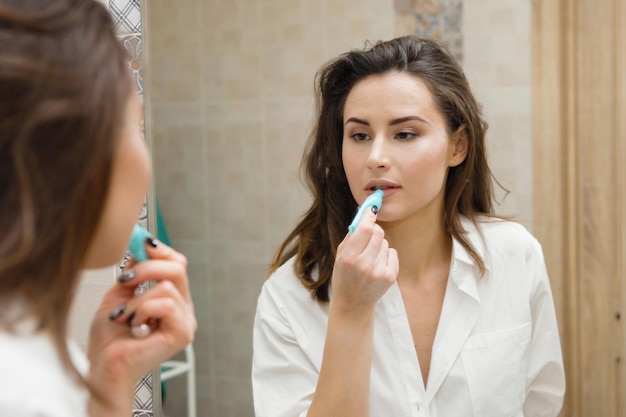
left=147, top=0, right=531, bottom=415
left=70, top=267, right=116, bottom=350
left=462, top=0, right=533, bottom=228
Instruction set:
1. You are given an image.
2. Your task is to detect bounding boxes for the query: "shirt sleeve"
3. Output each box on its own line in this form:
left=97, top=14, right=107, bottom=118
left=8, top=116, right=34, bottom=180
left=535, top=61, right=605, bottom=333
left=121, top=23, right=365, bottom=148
left=523, top=240, right=566, bottom=417
left=252, top=285, right=319, bottom=417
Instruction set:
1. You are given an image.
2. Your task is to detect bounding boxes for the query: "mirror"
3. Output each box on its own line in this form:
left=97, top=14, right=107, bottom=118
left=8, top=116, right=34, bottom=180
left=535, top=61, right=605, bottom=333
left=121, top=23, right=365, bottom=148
left=141, top=1, right=533, bottom=416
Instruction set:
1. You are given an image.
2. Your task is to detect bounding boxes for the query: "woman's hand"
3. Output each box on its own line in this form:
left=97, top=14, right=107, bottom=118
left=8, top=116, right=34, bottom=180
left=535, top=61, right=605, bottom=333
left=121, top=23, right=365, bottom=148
left=331, top=207, right=399, bottom=316
left=307, top=208, right=398, bottom=417
left=86, top=239, right=196, bottom=416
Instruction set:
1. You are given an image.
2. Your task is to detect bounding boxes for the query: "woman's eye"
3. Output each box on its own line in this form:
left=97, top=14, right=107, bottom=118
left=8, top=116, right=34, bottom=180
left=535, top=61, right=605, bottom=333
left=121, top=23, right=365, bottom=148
left=351, top=133, right=370, bottom=142
left=395, top=131, right=417, bottom=141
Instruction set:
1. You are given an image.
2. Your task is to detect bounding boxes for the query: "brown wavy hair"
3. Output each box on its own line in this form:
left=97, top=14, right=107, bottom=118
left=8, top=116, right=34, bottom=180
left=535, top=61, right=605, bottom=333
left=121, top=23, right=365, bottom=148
left=270, top=36, right=498, bottom=301
left=0, top=0, right=131, bottom=386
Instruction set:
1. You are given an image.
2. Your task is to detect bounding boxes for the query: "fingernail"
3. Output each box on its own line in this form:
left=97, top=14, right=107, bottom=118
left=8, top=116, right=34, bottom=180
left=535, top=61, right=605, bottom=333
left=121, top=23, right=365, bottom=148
left=371, top=205, right=379, bottom=215
left=109, top=305, right=126, bottom=320
left=145, top=237, right=158, bottom=248
left=126, top=310, right=136, bottom=325
left=117, top=269, right=136, bottom=283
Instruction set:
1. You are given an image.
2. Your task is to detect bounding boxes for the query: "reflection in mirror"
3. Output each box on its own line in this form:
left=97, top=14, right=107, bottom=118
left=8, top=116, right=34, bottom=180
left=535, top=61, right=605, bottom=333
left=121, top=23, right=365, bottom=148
left=144, top=0, right=533, bottom=415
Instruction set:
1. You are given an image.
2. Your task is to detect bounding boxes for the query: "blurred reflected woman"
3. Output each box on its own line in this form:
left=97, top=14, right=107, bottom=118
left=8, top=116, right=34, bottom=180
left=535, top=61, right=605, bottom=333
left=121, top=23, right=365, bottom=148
left=0, top=1, right=196, bottom=416
left=252, top=36, right=565, bottom=417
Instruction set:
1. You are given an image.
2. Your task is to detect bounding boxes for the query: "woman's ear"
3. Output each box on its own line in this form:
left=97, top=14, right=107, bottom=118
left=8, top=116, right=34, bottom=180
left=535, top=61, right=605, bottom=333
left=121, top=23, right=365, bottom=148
left=448, top=125, right=469, bottom=167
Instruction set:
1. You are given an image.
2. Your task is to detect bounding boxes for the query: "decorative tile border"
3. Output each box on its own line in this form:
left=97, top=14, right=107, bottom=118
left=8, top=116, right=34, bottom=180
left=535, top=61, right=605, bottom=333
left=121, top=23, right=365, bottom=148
left=109, top=0, right=142, bottom=35
left=134, top=373, right=154, bottom=411
left=394, top=0, right=463, bottom=62
left=119, top=34, right=145, bottom=95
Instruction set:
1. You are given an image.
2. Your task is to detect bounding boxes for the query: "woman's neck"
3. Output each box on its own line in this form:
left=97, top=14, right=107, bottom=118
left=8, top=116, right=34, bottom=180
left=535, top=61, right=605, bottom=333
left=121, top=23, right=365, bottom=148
left=380, top=213, right=452, bottom=285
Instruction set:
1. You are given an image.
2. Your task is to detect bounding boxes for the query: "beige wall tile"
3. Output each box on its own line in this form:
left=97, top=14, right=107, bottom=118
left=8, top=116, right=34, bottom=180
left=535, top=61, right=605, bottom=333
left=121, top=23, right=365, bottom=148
left=211, top=377, right=254, bottom=416
left=395, top=13, right=417, bottom=36
left=463, top=0, right=533, bottom=229
left=463, top=0, right=531, bottom=87
left=147, top=0, right=203, bottom=101
left=69, top=267, right=117, bottom=350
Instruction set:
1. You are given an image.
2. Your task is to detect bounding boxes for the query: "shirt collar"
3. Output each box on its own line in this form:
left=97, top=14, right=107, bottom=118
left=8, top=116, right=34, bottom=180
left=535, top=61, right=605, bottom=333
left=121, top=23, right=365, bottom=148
left=449, top=216, right=489, bottom=302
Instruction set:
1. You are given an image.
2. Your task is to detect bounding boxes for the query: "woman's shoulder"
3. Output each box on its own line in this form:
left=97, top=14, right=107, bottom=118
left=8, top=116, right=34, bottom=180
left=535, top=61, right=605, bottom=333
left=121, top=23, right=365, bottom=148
left=467, top=216, right=538, bottom=243
left=258, top=257, right=322, bottom=314
left=263, top=257, right=313, bottom=297
left=463, top=216, right=543, bottom=260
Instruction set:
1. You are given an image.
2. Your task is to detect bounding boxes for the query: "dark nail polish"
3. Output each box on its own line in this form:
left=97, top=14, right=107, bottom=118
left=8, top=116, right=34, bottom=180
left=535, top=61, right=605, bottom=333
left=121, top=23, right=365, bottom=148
left=126, top=310, right=136, bottom=325
left=117, top=269, right=136, bottom=283
left=371, top=205, right=379, bottom=215
left=145, top=237, right=158, bottom=248
left=109, top=305, right=126, bottom=320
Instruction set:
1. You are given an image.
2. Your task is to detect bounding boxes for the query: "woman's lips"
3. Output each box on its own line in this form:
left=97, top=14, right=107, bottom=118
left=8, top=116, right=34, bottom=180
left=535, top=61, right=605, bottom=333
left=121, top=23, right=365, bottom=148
left=366, top=186, right=400, bottom=197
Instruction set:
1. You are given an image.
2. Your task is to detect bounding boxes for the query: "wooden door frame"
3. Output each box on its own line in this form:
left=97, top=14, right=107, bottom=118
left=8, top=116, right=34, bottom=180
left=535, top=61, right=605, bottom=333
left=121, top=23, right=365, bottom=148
left=532, top=0, right=625, bottom=415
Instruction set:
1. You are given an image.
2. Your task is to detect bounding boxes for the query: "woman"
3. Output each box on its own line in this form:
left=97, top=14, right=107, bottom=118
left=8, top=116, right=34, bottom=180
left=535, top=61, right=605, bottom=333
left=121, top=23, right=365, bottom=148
left=0, top=0, right=196, bottom=416
left=252, top=36, right=565, bottom=416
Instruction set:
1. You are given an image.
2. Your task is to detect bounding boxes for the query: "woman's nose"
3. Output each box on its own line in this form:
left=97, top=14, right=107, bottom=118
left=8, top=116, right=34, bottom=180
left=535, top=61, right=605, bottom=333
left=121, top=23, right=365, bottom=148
left=366, top=136, right=390, bottom=169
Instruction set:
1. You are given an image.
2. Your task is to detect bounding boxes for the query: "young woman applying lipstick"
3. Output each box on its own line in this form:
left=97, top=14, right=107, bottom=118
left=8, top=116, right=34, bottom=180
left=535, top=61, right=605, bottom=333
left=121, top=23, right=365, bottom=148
left=252, top=36, right=565, bottom=417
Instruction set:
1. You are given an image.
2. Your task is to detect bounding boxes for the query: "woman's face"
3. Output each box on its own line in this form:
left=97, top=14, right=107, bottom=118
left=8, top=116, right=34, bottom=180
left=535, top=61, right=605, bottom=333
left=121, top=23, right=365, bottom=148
left=84, top=92, right=151, bottom=268
left=341, top=71, right=467, bottom=228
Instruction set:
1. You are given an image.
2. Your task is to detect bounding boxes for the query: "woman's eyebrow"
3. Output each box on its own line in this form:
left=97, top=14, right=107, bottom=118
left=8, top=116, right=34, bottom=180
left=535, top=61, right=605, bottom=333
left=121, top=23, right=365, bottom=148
left=389, top=115, right=430, bottom=126
left=344, top=115, right=430, bottom=126
left=344, top=117, right=369, bottom=126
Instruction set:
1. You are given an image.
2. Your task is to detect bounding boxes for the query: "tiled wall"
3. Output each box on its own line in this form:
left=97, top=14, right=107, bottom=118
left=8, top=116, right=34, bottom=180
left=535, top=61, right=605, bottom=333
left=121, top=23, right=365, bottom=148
left=462, top=0, right=533, bottom=228
left=148, top=0, right=532, bottom=416
left=69, top=267, right=117, bottom=350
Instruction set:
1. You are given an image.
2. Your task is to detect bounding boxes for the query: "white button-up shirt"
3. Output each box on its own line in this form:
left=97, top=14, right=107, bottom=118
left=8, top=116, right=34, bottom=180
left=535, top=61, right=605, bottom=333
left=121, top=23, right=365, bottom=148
left=252, top=219, right=565, bottom=417
left=0, top=307, right=89, bottom=417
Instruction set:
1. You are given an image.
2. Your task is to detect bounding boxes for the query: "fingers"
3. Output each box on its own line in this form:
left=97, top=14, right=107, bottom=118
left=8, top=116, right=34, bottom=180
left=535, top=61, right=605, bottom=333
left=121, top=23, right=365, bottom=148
left=144, top=238, right=188, bottom=265
left=344, top=206, right=380, bottom=250
left=105, top=239, right=194, bottom=339
left=122, top=238, right=187, bottom=276
left=126, top=259, right=190, bottom=300
left=333, top=203, right=397, bottom=310
left=108, top=280, right=196, bottom=338
left=342, top=206, right=387, bottom=266
left=131, top=296, right=196, bottom=341
left=386, top=247, right=399, bottom=279
left=117, top=240, right=190, bottom=300
left=371, top=237, right=391, bottom=278
left=338, top=207, right=383, bottom=261
left=129, top=297, right=177, bottom=325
